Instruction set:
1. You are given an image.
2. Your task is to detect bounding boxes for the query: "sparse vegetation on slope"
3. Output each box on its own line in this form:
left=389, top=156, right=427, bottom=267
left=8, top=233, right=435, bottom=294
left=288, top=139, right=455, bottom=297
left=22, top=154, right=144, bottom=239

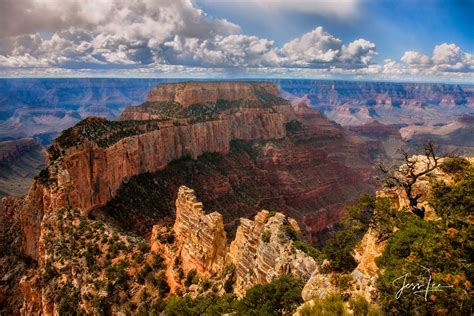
left=375, top=157, right=473, bottom=315
left=39, top=206, right=169, bottom=314
left=163, top=274, right=303, bottom=316
left=50, top=116, right=168, bottom=153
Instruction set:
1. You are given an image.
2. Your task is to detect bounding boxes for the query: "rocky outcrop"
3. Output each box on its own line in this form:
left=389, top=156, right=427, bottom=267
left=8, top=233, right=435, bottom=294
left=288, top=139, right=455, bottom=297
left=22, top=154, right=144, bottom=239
left=0, top=196, right=25, bottom=254
left=228, top=210, right=317, bottom=296
left=174, top=186, right=227, bottom=276
left=377, top=155, right=458, bottom=220
left=169, top=185, right=317, bottom=297
left=351, top=228, right=387, bottom=303
left=97, top=96, right=377, bottom=240
left=4, top=81, right=377, bottom=265
left=146, top=81, right=279, bottom=107
left=301, top=270, right=336, bottom=302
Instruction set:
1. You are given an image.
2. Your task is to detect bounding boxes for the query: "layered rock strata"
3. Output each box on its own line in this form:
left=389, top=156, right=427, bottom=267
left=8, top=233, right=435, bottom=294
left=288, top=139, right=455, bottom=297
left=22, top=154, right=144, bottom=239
left=51, top=107, right=287, bottom=213
left=169, top=186, right=317, bottom=297
left=227, top=211, right=317, bottom=296
left=147, top=81, right=279, bottom=107
left=174, top=186, right=227, bottom=276
left=0, top=138, right=39, bottom=165
left=2, top=81, right=377, bottom=263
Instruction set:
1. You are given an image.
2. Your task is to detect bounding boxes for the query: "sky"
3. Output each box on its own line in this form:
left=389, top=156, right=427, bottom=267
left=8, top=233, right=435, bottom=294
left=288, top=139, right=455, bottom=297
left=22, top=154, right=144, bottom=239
left=0, top=0, right=472, bottom=82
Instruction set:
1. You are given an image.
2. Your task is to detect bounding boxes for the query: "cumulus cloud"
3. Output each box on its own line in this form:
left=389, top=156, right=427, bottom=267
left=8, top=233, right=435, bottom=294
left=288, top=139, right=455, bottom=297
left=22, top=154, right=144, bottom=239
left=0, top=7, right=377, bottom=72
left=385, top=43, right=474, bottom=78
left=431, top=43, right=473, bottom=72
left=0, top=0, right=472, bottom=82
left=162, top=34, right=279, bottom=67
left=280, top=27, right=376, bottom=68
left=0, top=0, right=240, bottom=39
left=401, top=51, right=431, bottom=66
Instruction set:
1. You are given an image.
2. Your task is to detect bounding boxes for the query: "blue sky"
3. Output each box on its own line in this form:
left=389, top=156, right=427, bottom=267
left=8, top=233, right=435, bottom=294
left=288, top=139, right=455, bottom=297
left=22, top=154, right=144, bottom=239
left=0, top=0, right=472, bottom=82
left=198, top=0, right=473, bottom=64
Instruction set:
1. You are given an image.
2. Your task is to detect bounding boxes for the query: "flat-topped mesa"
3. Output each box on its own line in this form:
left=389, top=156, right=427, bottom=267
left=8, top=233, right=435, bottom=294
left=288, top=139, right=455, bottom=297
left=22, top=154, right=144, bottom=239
left=147, top=81, right=279, bottom=107
left=37, top=82, right=291, bottom=214
left=119, top=81, right=289, bottom=121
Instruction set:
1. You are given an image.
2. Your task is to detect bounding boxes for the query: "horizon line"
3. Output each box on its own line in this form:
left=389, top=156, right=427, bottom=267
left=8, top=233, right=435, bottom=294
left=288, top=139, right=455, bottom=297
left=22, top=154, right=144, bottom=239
left=0, top=77, right=472, bottom=86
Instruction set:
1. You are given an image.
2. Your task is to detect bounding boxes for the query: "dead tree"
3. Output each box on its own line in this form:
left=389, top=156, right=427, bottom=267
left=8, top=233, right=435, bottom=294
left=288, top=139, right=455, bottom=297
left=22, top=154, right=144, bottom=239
left=379, top=141, right=440, bottom=219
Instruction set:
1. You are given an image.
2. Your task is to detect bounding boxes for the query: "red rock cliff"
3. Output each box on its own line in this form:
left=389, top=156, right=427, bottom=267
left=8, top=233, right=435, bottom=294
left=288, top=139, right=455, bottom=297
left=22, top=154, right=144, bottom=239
left=146, top=81, right=279, bottom=107
left=58, top=107, right=287, bottom=212
left=2, top=81, right=378, bottom=263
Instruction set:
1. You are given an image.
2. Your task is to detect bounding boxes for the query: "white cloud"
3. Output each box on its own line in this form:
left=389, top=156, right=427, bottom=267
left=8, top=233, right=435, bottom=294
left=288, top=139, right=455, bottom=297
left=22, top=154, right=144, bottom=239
left=401, top=51, right=431, bottom=66
left=162, top=34, right=278, bottom=67
left=0, top=0, right=472, bottom=82
left=282, top=26, right=342, bottom=66
left=395, top=43, right=474, bottom=75
left=341, top=39, right=377, bottom=66
left=281, top=27, right=376, bottom=68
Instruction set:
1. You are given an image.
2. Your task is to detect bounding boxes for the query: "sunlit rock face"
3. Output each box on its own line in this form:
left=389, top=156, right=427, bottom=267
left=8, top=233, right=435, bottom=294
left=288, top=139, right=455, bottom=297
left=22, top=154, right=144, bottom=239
left=146, top=81, right=279, bottom=108
left=173, top=186, right=227, bottom=276
left=228, top=210, right=317, bottom=297
left=3, top=81, right=377, bottom=268
left=171, top=185, right=317, bottom=297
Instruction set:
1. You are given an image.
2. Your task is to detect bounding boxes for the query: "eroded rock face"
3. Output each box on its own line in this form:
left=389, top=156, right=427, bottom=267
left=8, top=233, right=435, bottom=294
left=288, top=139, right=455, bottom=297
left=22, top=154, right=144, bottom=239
left=170, top=185, right=317, bottom=297
left=4, top=81, right=377, bottom=266
left=146, top=81, right=279, bottom=107
left=228, top=211, right=317, bottom=297
left=301, top=270, right=336, bottom=302
left=0, top=138, right=44, bottom=198
left=56, top=107, right=287, bottom=212
left=174, top=186, right=227, bottom=276
left=351, top=228, right=387, bottom=303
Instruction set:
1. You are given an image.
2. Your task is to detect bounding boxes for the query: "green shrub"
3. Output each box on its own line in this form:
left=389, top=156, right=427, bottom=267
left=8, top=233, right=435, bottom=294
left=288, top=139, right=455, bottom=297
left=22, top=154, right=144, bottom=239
left=164, top=294, right=235, bottom=316
left=261, top=230, right=271, bottom=243
left=157, top=231, right=176, bottom=244
left=132, top=251, right=144, bottom=264
left=299, top=294, right=346, bottom=316
left=155, top=271, right=170, bottom=297
left=430, top=173, right=473, bottom=219
left=138, top=242, right=150, bottom=253
left=322, top=194, right=390, bottom=273
left=185, top=269, right=199, bottom=287
left=201, top=279, right=211, bottom=291
left=280, top=222, right=299, bottom=241
left=151, top=253, right=165, bottom=270
left=92, top=296, right=109, bottom=314
left=135, top=264, right=152, bottom=285
left=376, top=179, right=473, bottom=316
left=35, top=168, right=51, bottom=186
left=236, top=274, right=304, bottom=315
left=223, top=265, right=236, bottom=293
left=349, top=295, right=377, bottom=316
left=335, top=274, right=353, bottom=291
left=293, top=240, right=323, bottom=263
left=440, top=157, right=470, bottom=175
left=285, top=119, right=303, bottom=133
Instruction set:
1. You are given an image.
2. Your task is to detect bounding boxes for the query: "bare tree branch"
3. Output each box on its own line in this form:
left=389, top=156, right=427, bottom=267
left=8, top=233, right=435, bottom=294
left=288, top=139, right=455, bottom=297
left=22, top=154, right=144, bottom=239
left=378, top=141, right=441, bottom=219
